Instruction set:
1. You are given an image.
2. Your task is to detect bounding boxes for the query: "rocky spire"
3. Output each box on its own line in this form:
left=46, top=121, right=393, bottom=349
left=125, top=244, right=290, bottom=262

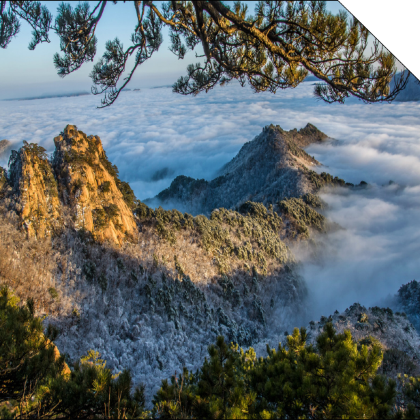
left=4, top=125, right=138, bottom=244
left=148, top=123, right=331, bottom=215
left=8, top=142, right=61, bottom=238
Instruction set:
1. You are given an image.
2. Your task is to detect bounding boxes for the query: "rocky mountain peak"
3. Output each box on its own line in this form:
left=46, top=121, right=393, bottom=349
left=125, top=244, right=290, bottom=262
left=51, top=125, right=138, bottom=244
left=4, top=125, right=138, bottom=244
left=54, top=124, right=105, bottom=158
left=148, top=123, right=331, bottom=215
left=7, top=141, right=61, bottom=238
left=294, top=123, right=329, bottom=146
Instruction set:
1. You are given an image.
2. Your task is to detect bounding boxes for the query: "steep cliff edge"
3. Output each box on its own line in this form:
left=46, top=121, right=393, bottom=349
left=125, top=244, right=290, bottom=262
left=7, top=142, right=61, bottom=238
left=52, top=125, right=137, bottom=243
left=148, top=123, right=335, bottom=215
left=3, top=125, right=138, bottom=244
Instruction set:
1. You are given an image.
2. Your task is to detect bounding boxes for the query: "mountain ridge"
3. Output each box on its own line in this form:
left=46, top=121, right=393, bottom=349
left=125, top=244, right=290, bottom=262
left=147, top=123, right=337, bottom=215
left=1, top=123, right=418, bottom=406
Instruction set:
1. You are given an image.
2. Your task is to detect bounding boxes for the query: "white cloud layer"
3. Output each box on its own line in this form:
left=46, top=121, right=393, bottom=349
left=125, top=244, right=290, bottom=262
left=1, top=81, right=419, bottom=319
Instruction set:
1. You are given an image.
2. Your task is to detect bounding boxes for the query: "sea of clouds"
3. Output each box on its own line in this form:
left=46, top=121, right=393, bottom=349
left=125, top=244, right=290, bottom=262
left=0, top=81, right=419, bottom=319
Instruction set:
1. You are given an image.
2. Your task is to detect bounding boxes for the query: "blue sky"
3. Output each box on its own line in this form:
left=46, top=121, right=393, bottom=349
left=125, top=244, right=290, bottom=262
left=0, top=1, right=354, bottom=100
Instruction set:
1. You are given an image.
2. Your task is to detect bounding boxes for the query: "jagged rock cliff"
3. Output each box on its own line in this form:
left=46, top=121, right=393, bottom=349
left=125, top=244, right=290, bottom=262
left=4, top=125, right=138, bottom=243
left=148, top=123, right=332, bottom=215
left=52, top=125, right=138, bottom=243
left=7, top=142, right=61, bottom=238
left=0, top=166, right=7, bottom=191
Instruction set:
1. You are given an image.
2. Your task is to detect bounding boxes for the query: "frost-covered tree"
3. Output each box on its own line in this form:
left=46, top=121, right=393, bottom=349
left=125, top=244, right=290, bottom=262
left=0, top=1, right=409, bottom=107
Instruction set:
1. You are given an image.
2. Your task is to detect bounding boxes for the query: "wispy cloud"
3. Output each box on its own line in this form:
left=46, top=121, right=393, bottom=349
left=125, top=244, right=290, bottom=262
left=294, top=183, right=420, bottom=319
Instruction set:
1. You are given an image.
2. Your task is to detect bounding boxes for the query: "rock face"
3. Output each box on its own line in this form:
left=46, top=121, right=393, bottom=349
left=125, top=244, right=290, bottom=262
left=148, top=123, right=329, bottom=215
left=5, top=125, right=138, bottom=243
left=0, top=166, right=7, bottom=191
left=8, top=142, right=61, bottom=238
left=52, top=125, right=137, bottom=243
left=0, top=139, right=12, bottom=157
left=396, top=280, right=420, bottom=331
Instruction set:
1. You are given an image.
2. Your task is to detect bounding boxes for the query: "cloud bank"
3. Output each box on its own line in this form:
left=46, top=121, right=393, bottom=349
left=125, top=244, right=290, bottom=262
left=0, top=81, right=419, bottom=319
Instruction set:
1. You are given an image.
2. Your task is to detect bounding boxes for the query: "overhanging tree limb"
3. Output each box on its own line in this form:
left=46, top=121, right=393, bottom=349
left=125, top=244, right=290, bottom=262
left=1, top=1, right=411, bottom=106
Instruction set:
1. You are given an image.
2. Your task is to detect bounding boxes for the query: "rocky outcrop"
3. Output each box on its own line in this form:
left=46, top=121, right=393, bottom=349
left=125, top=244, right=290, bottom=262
left=51, top=125, right=138, bottom=244
left=4, top=125, right=138, bottom=244
left=0, top=166, right=7, bottom=191
left=396, top=280, right=420, bottom=331
left=147, top=123, right=332, bottom=215
left=8, top=142, right=61, bottom=238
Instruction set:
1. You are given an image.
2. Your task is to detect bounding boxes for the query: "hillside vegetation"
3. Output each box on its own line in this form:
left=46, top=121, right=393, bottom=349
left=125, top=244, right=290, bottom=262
left=0, top=125, right=315, bottom=401
left=0, top=124, right=418, bottom=413
left=3, top=288, right=420, bottom=419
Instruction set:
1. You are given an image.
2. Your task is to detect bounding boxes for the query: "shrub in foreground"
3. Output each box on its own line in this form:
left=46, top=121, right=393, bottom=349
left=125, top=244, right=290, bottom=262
left=153, top=325, right=398, bottom=419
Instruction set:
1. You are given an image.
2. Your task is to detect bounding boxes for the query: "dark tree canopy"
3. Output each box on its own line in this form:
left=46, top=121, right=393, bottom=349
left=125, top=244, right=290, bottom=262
left=153, top=326, right=399, bottom=418
left=0, top=286, right=146, bottom=418
left=1, top=1, right=410, bottom=107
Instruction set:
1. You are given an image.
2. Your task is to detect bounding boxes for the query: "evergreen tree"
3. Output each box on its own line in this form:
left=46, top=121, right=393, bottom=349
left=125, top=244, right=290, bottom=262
left=0, top=286, right=64, bottom=413
left=153, top=336, right=256, bottom=419
left=0, top=1, right=409, bottom=107
left=34, top=350, right=147, bottom=419
left=153, top=324, right=398, bottom=419
left=398, top=374, right=420, bottom=419
left=0, top=286, right=147, bottom=419
left=250, top=324, right=396, bottom=418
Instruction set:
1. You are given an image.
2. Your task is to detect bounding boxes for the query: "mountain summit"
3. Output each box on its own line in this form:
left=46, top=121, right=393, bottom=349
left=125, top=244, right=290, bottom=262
left=3, top=125, right=138, bottom=243
left=147, top=123, right=330, bottom=215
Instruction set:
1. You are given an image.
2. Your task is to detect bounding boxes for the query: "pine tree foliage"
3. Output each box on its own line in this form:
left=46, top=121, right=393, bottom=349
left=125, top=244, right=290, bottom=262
left=0, top=287, right=147, bottom=419
left=0, top=286, right=64, bottom=406
left=0, top=1, right=409, bottom=107
left=34, top=350, right=147, bottom=419
left=397, top=374, right=420, bottom=419
left=0, top=1, right=51, bottom=49
left=250, top=324, right=395, bottom=418
left=153, top=324, right=400, bottom=419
